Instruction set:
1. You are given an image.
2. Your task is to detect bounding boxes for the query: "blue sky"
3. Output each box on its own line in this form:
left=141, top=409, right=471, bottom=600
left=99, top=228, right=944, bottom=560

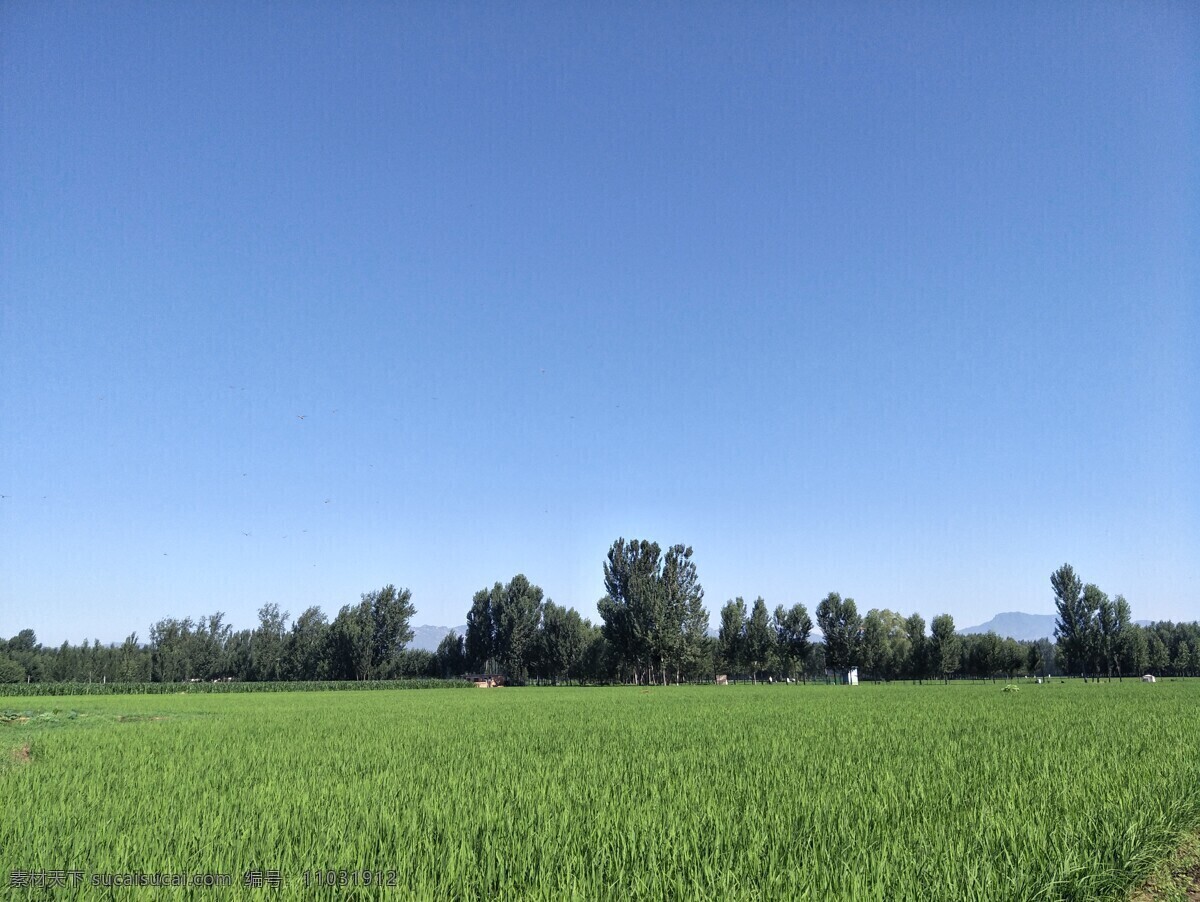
left=2, top=2, right=1196, bottom=646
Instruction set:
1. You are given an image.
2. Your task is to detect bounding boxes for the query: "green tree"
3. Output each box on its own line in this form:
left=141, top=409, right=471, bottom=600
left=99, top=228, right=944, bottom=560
left=861, top=610, right=909, bottom=681
left=366, top=585, right=417, bottom=675
left=252, top=604, right=289, bottom=681
left=1147, top=632, right=1170, bottom=675
left=539, top=601, right=588, bottom=684
left=330, top=601, right=375, bottom=680
left=904, top=613, right=927, bottom=681
left=1095, top=589, right=1125, bottom=680
left=283, top=606, right=330, bottom=681
left=117, top=633, right=149, bottom=682
left=326, top=587, right=416, bottom=681
left=465, top=588, right=495, bottom=671
left=1000, top=637, right=1023, bottom=680
left=1078, top=584, right=1108, bottom=678
left=1026, top=643, right=1043, bottom=677
left=433, top=631, right=467, bottom=678
left=1052, top=563, right=1095, bottom=677
left=744, top=597, right=774, bottom=683
left=598, top=538, right=664, bottom=683
left=717, top=598, right=747, bottom=675
left=149, top=618, right=189, bottom=683
left=491, top=575, right=544, bottom=681
left=578, top=621, right=614, bottom=684
left=660, top=545, right=708, bottom=684
left=7, top=629, right=37, bottom=653
left=773, top=603, right=813, bottom=682
left=816, top=592, right=862, bottom=678
left=976, top=631, right=1002, bottom=682
left=1171, top=644, right=1190, bottom=677
left=1109, top=595, right=1134, bottom=680
left=930, top=614, right=960, bottom=683
left=0, top=656, right=26, bottom=683
left=223, top=629, right=253, bottom=681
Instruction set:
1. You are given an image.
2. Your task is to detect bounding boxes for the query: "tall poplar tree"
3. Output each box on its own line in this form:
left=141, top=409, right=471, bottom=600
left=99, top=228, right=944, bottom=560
left=774, top=603, right=813, bottom=682
left=1052, top=563, right=1094, bottom=677
left=930, top=613, right=960, bottom=683
left=816, top=592, right=862, bottom=677
left=744, top=597, right=774, bottom=683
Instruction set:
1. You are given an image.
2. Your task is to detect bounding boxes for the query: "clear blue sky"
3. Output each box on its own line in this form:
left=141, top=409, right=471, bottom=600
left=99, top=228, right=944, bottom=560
left=2, top=2, right=1196, bottom=646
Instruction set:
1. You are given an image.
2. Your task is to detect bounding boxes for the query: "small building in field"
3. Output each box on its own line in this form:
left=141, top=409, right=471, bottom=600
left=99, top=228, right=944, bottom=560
left=1142, top=674, right=1157, bottom=683
left=715, top=674, right=728, bottom=685
left=847, top=667, right=859, bottom=686
left=465, top=673, right=505, bottom=688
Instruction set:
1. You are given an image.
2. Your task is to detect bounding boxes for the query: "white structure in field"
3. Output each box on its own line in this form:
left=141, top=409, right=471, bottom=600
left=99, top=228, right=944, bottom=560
left=1142, top=674, right=1157, bottom=683
left=847, top=667, right=859, bottom=686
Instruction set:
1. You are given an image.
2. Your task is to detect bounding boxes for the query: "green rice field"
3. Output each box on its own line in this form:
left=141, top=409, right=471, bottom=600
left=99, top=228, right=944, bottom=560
left=3, top=681, right=1199, bottom=900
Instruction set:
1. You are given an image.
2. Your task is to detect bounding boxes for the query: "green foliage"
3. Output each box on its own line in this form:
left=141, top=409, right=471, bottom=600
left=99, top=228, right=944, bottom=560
left=905, top=613, right=928, bottom=680
left=861, top=609, right=914, bottom=681
left=0, top=656, right=26, bottom=683
left=1052, top=563, right=1093, bottom=676
left=930, top=614, right=961, bottom=682
left=433, top=631, right=467, bottom=679
left=660, top=545, right=710, bottom=682
left=773, top=603, right=813, bottom=680
left=816, top=592, right=862, bottom=674
left=717, top=597, right=747, bottom=673
left=599, top=539, right=708, bottom=684
left=744, top=598, right=773, bottom=682
left=491, top=575, right=544, bottom=681
left=465, top=587, right=495, bottom=671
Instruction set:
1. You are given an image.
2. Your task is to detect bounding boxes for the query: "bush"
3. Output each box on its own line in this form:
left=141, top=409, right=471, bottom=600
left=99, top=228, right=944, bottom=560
left=0, top=656, right=27, bottom=683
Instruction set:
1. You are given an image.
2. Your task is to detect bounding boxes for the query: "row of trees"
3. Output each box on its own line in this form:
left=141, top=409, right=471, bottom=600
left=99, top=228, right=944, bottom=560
left=714, top=594, right=970, bottom=683
left=454, top=574, right=609, bottom=684
left=1052, top=563, right=1199, bottom=679
left=0, top=586, right=423, bottom=684
left=3, top=552, right=1197, bottom=685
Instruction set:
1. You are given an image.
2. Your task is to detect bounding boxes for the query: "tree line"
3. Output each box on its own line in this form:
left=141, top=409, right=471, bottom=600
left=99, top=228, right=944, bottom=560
left=1049, top=563, right=1200, bottom=680
left=0, top=586, right=423, bottom=685
left=2, top=547, right=1197, bottom=685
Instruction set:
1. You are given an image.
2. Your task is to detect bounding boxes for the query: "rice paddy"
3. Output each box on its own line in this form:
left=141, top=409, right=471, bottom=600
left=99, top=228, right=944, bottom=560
left=3, top=680, right=1198, bottom=900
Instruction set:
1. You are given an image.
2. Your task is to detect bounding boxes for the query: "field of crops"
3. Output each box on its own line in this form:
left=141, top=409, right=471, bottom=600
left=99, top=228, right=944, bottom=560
left=3, top=681, right=1198, bottom=900
left=0, top=678, right=468, bottom=697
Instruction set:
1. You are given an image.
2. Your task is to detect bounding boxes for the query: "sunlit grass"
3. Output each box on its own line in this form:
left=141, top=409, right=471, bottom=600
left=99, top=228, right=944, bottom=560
left=3, top=681, right=1198, bottom=899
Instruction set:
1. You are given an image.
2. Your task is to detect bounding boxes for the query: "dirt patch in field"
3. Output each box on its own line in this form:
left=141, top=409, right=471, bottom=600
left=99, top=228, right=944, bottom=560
left=1176, top=863, right=1200, bottom=902
left=1184, top=870, right=1200, bottom=901
left=11, top=743, right=31, bottom=765
left=1134, top=869, right=1200, bottom=902
left=1131, top=834, right=1200, bottom=901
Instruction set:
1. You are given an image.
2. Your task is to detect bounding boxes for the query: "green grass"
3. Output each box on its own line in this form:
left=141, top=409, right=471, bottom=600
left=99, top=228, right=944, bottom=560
left=3, top=681, right=1198, bottom=900
left=0, top=678, right=470, bottom=696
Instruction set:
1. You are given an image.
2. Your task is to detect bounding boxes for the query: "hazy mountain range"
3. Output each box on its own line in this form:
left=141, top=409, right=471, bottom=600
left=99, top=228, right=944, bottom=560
left=409, top=612, right=1158, bottom=651
left=409, top=624, right=469, bottom=652
left=960, top=612, right=1153, bottom=642
left=959, top=612, right=1059, bottom=642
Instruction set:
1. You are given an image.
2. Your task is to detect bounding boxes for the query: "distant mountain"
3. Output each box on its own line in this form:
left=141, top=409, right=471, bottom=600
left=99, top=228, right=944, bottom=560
left=408, top=624, right=468, bottom=652
left=960, top=612, right=1158, bottom=642
left=959, top=612, right=1057, bottom=642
